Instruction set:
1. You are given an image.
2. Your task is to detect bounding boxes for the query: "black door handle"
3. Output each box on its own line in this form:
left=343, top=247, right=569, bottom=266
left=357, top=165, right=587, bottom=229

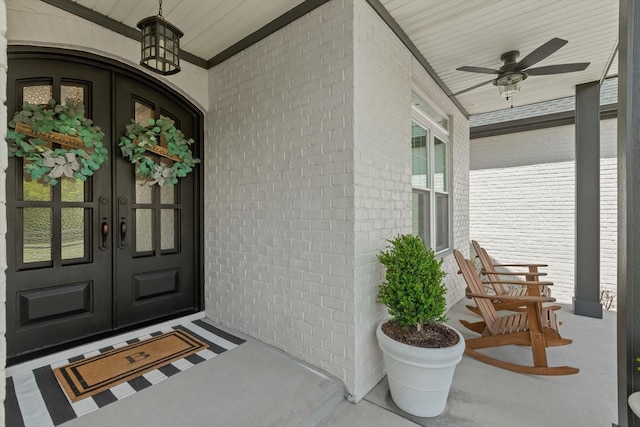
left=99, top=196, right=109, bottom=251
left=118, top=197, right=128, bottom=249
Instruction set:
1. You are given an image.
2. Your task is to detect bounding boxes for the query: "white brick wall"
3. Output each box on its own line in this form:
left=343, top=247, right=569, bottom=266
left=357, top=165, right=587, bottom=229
left=205, top=0, right=470, bottom=401
left=0, top=1, right=7, bottom=424
left=411, top=70, right=470, bottom=311
left=6, top=0, right=208, bottom=112
left=351, top=1, right=469, bottom=400
left=206, top=0, right=358, bottom=392
left=352, top=0, right=412, bottom=400
left=470, top=118, right=617, bottom=307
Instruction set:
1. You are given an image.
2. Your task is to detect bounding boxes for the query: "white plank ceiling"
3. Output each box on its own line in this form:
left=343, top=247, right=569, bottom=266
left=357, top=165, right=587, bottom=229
left=381, top=0, right=619, bottom=115
left=68, top=0, right=620, bottom=116
left=70, top=0, right=305, bottom=62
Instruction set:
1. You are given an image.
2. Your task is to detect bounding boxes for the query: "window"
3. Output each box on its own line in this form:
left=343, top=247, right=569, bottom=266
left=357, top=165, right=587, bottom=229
left=411, top=92, right=450, bottom=252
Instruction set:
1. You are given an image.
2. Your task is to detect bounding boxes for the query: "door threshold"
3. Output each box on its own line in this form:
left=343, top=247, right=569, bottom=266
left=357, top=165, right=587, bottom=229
left=7, top=311, right=205, bottom=378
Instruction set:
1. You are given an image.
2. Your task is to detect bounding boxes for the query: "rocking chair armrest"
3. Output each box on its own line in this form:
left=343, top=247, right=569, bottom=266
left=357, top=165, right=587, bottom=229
left=481, top=270, right=547, bottom=277
left=481, top=280, right=553, bottom=287
left=492, top=263, right=548, bottom=268
left=465, top=292, right=556, bottom=303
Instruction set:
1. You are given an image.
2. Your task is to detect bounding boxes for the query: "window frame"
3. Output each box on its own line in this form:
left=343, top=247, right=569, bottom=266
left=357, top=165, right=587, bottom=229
left=410, top=95, right=452, bottom=255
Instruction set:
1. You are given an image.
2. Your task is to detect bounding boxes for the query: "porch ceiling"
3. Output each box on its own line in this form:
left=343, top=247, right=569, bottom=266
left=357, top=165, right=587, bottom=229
left=67, top=0, right=619, bottom=116
left=380, top=0, right=619, bottom=116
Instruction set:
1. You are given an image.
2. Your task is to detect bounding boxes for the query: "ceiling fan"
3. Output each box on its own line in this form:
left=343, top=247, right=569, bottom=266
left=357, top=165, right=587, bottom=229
left=454, top=38, right=590, bottom=99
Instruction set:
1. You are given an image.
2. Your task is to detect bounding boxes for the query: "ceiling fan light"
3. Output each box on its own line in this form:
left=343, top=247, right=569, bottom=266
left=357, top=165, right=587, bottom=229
left=496, top=73, right=523, bottom=98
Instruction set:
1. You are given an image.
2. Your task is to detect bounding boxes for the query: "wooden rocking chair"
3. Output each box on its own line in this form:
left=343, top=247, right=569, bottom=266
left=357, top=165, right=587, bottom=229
left=453, top=250, right=579, bottom=375
left=470, top=240, right=560, bottom=314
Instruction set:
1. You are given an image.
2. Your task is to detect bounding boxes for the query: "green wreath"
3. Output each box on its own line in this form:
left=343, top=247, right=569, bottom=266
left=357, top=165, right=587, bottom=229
left=119, top=117, right=200, bottom=187
left=6, top=100, right=108, bottom=186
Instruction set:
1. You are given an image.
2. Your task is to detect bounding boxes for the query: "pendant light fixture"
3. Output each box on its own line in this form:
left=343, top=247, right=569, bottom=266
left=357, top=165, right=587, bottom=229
left=137, top=0, right=183, bottom=75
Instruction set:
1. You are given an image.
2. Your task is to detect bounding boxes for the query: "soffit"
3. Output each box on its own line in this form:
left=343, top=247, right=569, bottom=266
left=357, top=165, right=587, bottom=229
left=380, top=0, right=619, bottom=115
left=69, top=0, right=305, bottom=63
left=66, top=0, right=619, bottom=116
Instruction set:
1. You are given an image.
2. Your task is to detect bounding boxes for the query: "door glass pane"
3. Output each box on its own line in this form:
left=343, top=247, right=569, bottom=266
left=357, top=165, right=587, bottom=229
left=435, top=193, right=449, bottom=252
left=135, top=209, right=154, bottom=252
left=135, top=101, right=154, bottom=125
left=160, top=182, right=176, bottom=204
left=135, top=178, right=153, bottom=204
left=23, top=208, right=53, bottom=263
left=61, top=177, right=85, bottom=202
left=411, top=123, right=429, bottom=188
left=161, top=209, right=176, bottom=250
left=434, top=137, right=447, bottom=192
left=61, top=208, right=85, bottom=260
left=23, top=85, right=53, bottom=104
left=61, top=85, right=85, bottom=106
left=23, top=174, right=52, bottom=201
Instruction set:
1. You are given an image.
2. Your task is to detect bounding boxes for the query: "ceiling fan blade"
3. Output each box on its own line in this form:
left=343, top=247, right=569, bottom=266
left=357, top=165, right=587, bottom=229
left=516, top=38, right=568, bottom=70
left=456, top=66, right=500, bottom=74
left=525, top=63, right=590, bottom=75
left=452, top=78, right=495, bottom=96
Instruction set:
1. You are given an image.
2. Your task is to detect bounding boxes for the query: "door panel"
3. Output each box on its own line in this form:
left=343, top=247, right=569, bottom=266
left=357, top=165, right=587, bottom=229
left=114, top=74, right=196, bottom=327
left=6, top=53, right=201, bottom=360
left=6, top=59, right=112, bottom=358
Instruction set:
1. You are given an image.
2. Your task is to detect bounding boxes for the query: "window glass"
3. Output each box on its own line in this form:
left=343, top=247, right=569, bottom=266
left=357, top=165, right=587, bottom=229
left=135, top=209, right=154, bottom=253
left=411, top=123, right=429, bottom=188
left=435, top=193, right=449, bottom=252
left=61, top=85, right=84, bottom=106
left=434, top=137, right=447, bottom=192
left=135, top=101, right=154, bottom=126
left=23, top=85, right=53, bottom=105
left=23, top=208, right=52, bottom=263
left=412, top=191, right=430, bottom=245
left=61, top=208, right=85, bottom=260
left=411, top=93, right=450, bottom=252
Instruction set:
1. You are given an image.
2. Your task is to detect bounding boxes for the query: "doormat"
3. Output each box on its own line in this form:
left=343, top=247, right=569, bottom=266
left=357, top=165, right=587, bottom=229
left=6, top=318, right=245, bottom=427
left=54, top=330, right=207, bottom=402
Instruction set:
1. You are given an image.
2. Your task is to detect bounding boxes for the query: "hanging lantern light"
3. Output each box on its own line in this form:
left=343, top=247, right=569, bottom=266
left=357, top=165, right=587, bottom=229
left=137, top=0, right=183, bottom=75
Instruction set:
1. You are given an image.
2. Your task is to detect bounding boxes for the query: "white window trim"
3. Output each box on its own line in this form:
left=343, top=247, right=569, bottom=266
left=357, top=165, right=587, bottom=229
left=411, top=104, right=452, bottom=255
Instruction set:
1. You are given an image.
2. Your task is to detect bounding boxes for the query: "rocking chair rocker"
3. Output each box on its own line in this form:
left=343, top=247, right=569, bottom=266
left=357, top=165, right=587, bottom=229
left=454, top=250, right=578, bottom=376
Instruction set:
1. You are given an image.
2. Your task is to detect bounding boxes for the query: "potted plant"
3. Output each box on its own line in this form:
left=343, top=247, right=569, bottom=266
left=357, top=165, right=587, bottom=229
left=376, top=234, right=465, bottom=417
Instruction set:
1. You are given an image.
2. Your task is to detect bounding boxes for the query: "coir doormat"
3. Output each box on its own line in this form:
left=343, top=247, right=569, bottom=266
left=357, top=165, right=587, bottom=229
left=53, top=330, right=208, bottom=402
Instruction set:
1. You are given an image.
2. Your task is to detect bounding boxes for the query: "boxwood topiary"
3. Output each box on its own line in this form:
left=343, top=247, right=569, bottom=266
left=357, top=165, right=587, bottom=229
left=377, top=234, right=447, bottom=330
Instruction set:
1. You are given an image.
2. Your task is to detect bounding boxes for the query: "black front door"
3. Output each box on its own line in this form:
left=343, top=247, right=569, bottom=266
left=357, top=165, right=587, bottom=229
left=113, top=74, right=197, bottom=328
left=6, top=52, right=202, bottom=360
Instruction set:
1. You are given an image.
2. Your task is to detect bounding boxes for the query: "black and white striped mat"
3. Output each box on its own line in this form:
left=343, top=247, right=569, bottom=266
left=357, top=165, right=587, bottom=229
left=5, top=316, right=245, bottom=427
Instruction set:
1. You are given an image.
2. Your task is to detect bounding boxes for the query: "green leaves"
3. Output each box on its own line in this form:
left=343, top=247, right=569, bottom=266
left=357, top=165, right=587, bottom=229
left=377, top=234, right=448, bottom=329
left=5, top=99, right=108, bottom=186
left=118, top=116, right=199, bottom=187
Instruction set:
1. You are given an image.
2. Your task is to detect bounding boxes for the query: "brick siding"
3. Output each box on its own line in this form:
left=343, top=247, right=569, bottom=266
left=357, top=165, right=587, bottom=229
left=470, top=119, right=617, bottom=308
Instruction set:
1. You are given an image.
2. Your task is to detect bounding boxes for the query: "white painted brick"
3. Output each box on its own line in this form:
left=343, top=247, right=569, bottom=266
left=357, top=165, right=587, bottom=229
left=351, top=0, right=469, bottom=402
left=470, top=119, right=617, bottom=307
left=205, top=0, right=470, bottom=403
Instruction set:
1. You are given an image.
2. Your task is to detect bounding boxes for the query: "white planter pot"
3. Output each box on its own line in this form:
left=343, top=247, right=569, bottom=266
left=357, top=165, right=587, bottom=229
left=376, top=319, right=465, bottom=417
left=629, top=391, right=640, bottom=418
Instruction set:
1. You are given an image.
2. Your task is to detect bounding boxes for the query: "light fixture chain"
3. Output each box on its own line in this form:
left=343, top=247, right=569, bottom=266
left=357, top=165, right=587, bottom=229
left=158, top=0, right=163, bottom=17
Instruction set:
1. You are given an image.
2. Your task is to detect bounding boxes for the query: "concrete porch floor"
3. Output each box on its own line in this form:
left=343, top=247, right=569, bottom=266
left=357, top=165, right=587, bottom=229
left=55, top=300, right=616, bottom=427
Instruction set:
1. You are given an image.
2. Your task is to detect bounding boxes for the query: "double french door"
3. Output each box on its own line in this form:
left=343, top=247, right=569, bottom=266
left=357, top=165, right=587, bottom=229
left=6, top=52, right=202, bottom=360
